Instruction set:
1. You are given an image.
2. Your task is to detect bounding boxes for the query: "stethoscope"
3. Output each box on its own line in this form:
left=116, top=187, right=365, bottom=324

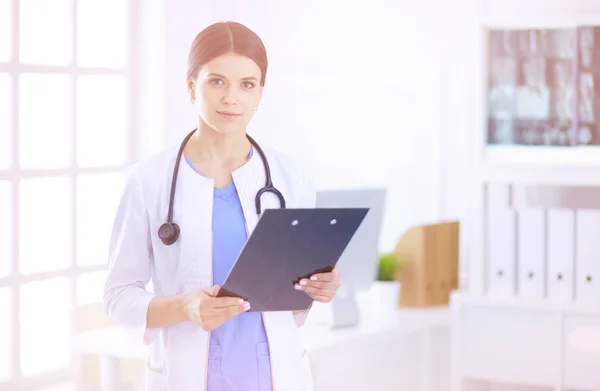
left=158, top=128, right=286, bottom=246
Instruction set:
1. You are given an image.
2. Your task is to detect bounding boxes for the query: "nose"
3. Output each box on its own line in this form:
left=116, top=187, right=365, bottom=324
left=222, top=86, right=237, bottom=105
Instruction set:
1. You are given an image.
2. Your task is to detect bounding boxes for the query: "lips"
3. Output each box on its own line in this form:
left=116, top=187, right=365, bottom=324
left=217, top=111, right=242, bottom=119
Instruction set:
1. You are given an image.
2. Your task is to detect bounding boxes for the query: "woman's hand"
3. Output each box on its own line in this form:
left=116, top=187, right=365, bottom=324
left=183, top=285, right=250, bottom=331
left=294, top=267, right=341, bottom=303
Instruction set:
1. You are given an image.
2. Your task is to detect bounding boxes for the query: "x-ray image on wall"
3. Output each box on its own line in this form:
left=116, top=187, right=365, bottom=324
left=487, top=26, right=600, bottom=146
left=576, top=26, right=600, bottom=145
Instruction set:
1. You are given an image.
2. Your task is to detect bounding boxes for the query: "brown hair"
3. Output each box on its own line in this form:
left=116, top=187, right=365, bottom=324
left=187, top=21, right=268, bottom=86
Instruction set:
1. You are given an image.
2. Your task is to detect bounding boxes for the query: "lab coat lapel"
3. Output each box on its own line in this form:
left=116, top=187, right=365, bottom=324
left=232, top=147, right=280, bottom=233
left=175, top=160, right=214, bottom=292
left=164, top=158, right=213, bottom=391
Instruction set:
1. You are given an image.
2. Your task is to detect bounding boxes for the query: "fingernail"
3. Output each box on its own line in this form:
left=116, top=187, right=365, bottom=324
left=300, top=280, right=307, bottom=286
left=295, top=284, right=302, bottom=290
left=238, top=298, right=244, bottom=304
left=244, top=302, right=251, bottom=311
left=310, top=275, right=317, bottom=281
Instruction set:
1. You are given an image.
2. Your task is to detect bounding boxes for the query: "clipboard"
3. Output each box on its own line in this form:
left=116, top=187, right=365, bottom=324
left=216, top=207, right=369, bottom=312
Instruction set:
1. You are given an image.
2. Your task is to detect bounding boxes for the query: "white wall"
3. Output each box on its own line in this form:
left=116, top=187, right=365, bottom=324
left=139, top=0, right=475, bottom=254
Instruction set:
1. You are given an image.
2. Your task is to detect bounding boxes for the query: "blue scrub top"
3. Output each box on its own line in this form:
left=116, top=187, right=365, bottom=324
left=184, top=150, right=273, bottom=391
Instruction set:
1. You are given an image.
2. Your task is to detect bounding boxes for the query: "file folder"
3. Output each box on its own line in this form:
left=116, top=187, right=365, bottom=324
left=216, top=207, right=369, bottom=311
left=517, top=209, right=545, bottom=300
left=546, top=209, right=575, bottom=303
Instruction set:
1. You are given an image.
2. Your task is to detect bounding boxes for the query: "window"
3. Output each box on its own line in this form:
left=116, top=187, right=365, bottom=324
left=0, top=0, right=138, bottom=388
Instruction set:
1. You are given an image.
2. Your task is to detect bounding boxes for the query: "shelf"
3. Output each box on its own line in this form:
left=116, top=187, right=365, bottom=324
left=485, top=145, right=600, bottom=166
left=450, top=290, right=600, bottom=315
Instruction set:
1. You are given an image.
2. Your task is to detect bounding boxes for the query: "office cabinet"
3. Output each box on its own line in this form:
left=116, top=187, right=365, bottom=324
left=564, top=314, right=600, bottom=391
left=452, top=293, right=600, bottom=391
left=459, top=305, right=561, bottom=387
left=453, top=3, right=600, bottom=391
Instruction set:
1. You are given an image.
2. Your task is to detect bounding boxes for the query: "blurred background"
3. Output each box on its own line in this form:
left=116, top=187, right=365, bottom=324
left=2, top=0, right=600, bottom=390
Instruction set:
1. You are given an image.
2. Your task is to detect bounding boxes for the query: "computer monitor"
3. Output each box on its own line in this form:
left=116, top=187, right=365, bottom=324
left=315, top=187, right=387, bottom=327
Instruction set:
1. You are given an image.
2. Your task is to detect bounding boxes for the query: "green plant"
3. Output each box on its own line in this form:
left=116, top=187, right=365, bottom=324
left=376, top=252, right=401, bottom=281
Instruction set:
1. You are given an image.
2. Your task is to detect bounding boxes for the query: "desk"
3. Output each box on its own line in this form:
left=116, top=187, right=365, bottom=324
left=70, top=284, right=450, bottom=391
left=302, top=291, right=451, bottom=391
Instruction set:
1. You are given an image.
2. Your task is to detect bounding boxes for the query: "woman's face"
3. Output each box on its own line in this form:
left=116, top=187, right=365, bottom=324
left=188, top=53, right=263, bottom=135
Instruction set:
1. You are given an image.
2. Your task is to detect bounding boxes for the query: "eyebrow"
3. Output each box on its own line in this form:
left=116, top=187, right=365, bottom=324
left=207, top=73, right=258, bottom=82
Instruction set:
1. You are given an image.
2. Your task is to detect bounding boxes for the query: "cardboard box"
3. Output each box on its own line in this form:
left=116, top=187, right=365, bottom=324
left=394, top=221, right=459, bottom=307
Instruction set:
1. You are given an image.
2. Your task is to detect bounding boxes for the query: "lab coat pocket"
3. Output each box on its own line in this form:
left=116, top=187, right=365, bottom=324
left=257, top=341, right=273, bottom=391
left=143, top=365, right=165, bottom=391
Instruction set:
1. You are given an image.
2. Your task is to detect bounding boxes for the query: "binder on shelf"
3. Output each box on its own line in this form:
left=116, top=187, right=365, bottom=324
left=486, top=183, right=517, bottom=298
left=546, top=209, right=575, bottom=303
left=575, top=210, right=600, bottom=304
left=517, top=209, right=546, bottom=300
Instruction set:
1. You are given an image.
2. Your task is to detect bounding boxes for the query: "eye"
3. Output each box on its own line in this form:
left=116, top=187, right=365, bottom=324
left=241, top=81, right=255, bottom=89
left=209, top=78, right=224, bottom=86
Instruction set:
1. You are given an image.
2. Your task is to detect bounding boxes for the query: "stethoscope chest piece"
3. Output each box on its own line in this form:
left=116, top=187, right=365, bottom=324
left=158, top=222, right=180, bottom=245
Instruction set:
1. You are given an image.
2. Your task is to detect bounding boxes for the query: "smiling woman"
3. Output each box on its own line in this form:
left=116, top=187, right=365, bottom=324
left=182, top=22, right=269, bottom=188
left=189, top=52, right=263, bottom=136
left=103, top=21, right=334, bottom=391
left=187, top=23, right=266, bottom=133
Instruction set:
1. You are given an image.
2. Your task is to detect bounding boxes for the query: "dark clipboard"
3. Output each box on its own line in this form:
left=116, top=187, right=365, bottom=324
left=216, top=207, right=369, bottom=312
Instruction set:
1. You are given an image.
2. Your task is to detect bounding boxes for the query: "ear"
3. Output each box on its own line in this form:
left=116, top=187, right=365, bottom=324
left=187, top=79, right=196, bottom=101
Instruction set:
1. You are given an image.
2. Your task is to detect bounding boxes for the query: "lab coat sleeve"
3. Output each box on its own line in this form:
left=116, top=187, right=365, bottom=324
left=103, top=169, right=159, bottom=345
left=294, top=167, right=317, bottom=327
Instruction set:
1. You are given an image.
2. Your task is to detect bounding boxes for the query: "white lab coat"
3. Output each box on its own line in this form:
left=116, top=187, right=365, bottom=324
left=103, top=141, right=316, bottom=391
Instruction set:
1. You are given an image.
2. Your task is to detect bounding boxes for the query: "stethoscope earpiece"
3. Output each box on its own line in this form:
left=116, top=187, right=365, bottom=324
left=158, top=128, right=285, bottom=246
left=158, top=222, right=181, bottom=246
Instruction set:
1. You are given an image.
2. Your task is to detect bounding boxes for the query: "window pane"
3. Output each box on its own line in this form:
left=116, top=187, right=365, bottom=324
left=20, top=277, right=71, bottom=376
left=19, top=74, right=71, bottom=169
left=77, top=75, right=126, bottom=167
left=76, top=270, right=107, bottom=305
left=0, top=181, right=11, bottom=278
left=0, top=288, right=11, bottom=381
left=77, top=172, right=124, bottom=266
left=20, top=177, right=72, bottom=274
left=0, top=74, right=10, bottom=170
left=77, top=0, right=127, bottom=68
left=0, top=0, right=10, bottom=62
left=19, top=0, right=72, bottom=66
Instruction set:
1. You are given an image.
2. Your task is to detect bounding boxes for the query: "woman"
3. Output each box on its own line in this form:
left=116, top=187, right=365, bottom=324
left=103, top=21, right=341, bottom=391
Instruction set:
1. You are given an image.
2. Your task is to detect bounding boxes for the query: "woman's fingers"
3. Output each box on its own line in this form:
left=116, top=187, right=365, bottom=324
left=306, top=267, right=340, bottom=283
left=293, top=268, right=341, bottom=304
left=301, top=285, right=336, bottom=297
left=212, top=296, right=247, bottom=308
left=295, top=279, right=339, bottom=294
left=202, top=297, right=250, bottom=329
left=195, top=287, right=251, bottom=330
